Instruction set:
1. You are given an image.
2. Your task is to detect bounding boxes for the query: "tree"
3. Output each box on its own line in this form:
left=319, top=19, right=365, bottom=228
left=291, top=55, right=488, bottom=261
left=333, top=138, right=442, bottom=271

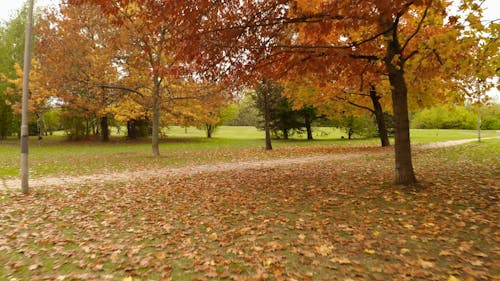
left=35, top=3, right=123, bottom=141
left=224, top=93, right=260, bottom=126
left=67, top=0, right=222, bottom=155
left=253, top=81, right=282, bottom=150
left=172, top=83, right=230, bottom=138
left=0, top=5, right=30, bottom=138
left=2, top=63, right=51, bottom=140
left=284, top=71, right=392, bottom=146
left=452, top=0, right=500, bottom=141
left=203, top=0, right=460, bottom=185
left=254, top=80, right=307, bottom=143
left=299, top=105, right=322, bottom=140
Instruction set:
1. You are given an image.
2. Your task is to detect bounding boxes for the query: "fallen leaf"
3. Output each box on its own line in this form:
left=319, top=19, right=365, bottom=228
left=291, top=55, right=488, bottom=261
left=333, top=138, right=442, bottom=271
left=301, top=250, right=316, bottom=258
left=400, top=248, right=410, bottom=254
left=315, top=245, right=332, bottom=256
left=469, top=260, right=483, bottom=266
left=439, top=250, right=452, bottom=256
left=28, top=263, right=41, bottom=271
left=330, top=256, right=352, bottom=264
left=418, top=258, right=435, bottom=269
left=208, top=232, right=218, bottom=241
left=155, top=251, right=167, bottom=260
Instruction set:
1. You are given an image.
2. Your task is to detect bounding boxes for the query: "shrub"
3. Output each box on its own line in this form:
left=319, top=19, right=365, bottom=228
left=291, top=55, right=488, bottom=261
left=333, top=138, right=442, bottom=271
left=411, top=106, right=476, bottom=129
left=481, top=104, right=500, bottom=130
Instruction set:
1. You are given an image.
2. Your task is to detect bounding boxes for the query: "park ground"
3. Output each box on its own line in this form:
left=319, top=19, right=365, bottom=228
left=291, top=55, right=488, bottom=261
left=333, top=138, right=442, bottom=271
left=0, top=127, right=499, bottom=280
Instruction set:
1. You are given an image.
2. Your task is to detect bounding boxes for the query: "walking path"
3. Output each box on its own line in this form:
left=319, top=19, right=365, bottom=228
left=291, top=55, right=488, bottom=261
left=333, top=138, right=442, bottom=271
left=1, top=137, right=496, bottom=190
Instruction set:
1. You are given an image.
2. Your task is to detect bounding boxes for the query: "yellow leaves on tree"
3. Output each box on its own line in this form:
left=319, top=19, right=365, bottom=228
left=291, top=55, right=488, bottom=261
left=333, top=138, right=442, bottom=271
left=1, top=62, right=52, bottom=116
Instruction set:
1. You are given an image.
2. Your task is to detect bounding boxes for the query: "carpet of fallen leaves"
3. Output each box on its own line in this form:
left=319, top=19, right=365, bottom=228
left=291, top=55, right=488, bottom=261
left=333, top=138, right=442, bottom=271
left=0, top=142, right=498, bottom=281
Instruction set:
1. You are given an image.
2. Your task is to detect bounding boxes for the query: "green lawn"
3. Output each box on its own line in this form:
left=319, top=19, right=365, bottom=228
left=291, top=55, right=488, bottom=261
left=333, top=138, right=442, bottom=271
left=0, top=126, right=498, bottom=179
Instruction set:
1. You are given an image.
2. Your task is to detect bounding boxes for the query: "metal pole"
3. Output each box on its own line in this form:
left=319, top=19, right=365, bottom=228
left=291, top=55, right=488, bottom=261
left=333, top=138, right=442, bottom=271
left=21, top=0, right=35, bottom=194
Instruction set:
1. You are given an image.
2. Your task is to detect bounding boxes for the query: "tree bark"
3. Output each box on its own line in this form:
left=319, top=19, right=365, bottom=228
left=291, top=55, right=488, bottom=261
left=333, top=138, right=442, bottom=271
left=151, top=96, right=160, bottom=157
left=386, top=60, right=416, bottom=184
left=36, top=113, right=42, bottom=140
left=206, top=124, right=213, bottom=138
left=384, top=22, right=416, bottom=185
left=305, top=115, right=313, bottom=140
left=282, top=128, right=289, bottom=140
left=100, top=116, right=109, bottom=142
left=42, top=114, right=48, bottom=136
left=127, top=120, right=133, bottom=139
left=85, top=119, right=90, bottom=136
left=264, top=89, right=272, bottom=150
left=369, top=86, right=390, bottom=147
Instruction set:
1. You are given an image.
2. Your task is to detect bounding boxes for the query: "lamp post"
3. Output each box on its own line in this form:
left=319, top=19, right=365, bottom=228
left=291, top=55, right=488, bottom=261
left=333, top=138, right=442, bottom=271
left=21, top=0, right=35, bottom=194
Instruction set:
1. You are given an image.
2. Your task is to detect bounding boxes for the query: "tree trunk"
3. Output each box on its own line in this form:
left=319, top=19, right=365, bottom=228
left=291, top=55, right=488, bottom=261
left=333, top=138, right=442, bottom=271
left=206, top=124, right=212, bottom=138
left=127, top=120, right=133, bottom=139
left=86, top=119, right=90, bottom=136
left=100, top=116, right=109, bottom=142
left=42, top=114, right=48, bottom=136
left=384, top=20, right=417, bottom=185
left=305, top=115, right=313, bottom=140
left=36, top=113, right=42, bottom=140
left=151, top=97, right=160, bottom=157
left=390, top=80, right=415, bottom=184
left=92, top=120, right=98, bottom=136
left=386, top=63, right=416, bottom=184
left=264, top=90, right=272, bottom=150
left=283, top=128, right=289, bottom=140
left=369, top=86, right=390, bottom=147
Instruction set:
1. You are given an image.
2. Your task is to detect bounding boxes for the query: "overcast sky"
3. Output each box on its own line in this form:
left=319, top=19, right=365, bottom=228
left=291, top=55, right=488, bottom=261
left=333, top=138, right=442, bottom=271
left=1, top=0, right=499, bottom=22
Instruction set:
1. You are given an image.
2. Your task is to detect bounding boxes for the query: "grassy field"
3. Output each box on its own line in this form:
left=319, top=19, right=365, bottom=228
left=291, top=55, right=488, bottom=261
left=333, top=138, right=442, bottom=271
left=0, top=138, right=498, bottom=280
left=0, top=126, right=498, bottom=180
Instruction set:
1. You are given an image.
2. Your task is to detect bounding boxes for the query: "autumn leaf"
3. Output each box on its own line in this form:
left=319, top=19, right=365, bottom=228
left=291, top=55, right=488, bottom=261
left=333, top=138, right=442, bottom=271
left=315, top=245, right=332, bottom=256
left=400, top=248, right=411, bottom=254
left=439, top=250, right=452, bottom=256
left=154, top=251, right=167, bottom=260
left=418, top=258, right=435, bottom=269
left=330, top=256, right=352, bottom=265
left=300, top=250, right=316, bottom=258
left=208, top=232, right=218, bottom=241
left=28, top=263, right=42, bottom=271
left=364, top=249, right=376, bottom=255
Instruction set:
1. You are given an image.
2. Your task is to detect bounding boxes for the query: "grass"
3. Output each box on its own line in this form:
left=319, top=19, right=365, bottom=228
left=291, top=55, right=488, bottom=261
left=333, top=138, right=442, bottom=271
left=0, top=126, right=498, bottom=180
left=409, top=128, right=497, bottom=144
left=0, top=139, right=498, bottom=280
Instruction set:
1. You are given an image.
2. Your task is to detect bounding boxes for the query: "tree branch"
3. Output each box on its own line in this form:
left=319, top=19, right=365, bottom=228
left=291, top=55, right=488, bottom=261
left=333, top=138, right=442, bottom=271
left=336, top=95, right=375, bottom=114
left=401, top=1, right=431, bottom=55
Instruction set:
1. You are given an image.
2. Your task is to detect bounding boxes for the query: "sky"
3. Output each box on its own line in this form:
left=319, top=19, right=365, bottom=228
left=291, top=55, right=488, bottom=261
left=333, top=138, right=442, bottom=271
left=0, top=0, right=499, bottom=101
left=0, top=0, right=58, bottom=21
left=1, top=0, right=497, bottom=22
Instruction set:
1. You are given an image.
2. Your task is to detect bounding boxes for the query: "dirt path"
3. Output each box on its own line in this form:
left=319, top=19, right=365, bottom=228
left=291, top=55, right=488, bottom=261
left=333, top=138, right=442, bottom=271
left=415, top=137, right=491, bottom=149
left=1, top=137, right=497, bottom=190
